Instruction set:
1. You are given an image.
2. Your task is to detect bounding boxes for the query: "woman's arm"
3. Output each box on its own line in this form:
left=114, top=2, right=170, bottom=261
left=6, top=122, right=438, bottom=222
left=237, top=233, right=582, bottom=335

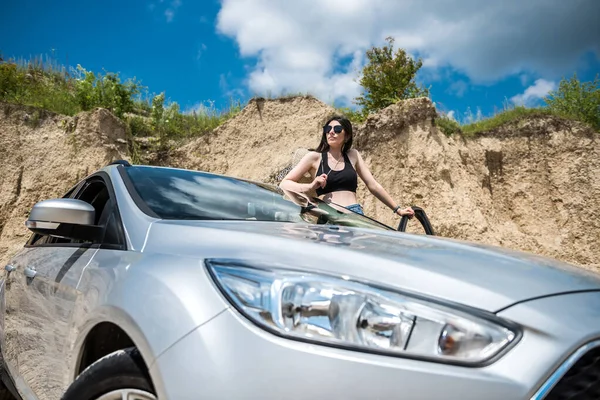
left=279, top=152, right=325, bottom=194
left=352, top=150, right=414, bottom=217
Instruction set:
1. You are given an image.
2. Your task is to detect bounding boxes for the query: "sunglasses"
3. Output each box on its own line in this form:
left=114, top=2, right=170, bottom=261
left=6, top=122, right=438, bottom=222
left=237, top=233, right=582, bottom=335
left=323, top=125, right=344, bottom=134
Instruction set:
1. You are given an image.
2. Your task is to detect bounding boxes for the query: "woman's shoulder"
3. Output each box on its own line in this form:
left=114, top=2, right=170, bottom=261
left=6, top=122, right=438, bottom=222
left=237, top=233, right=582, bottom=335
left=297, top=150, right=321, bottom=165
left=305, top=150, right=322, bottom=159
left=347, top=148, right=361, bottom=160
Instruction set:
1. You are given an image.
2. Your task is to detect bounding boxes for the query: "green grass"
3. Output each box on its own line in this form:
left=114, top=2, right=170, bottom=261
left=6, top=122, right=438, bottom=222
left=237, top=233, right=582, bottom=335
left=0, top=54, right=81, bottom=115
left=461, top=106, right=556, bottom=135
left=141, top=98, right=243, bottom=139
left=434, top=114, right=462, bottom=136
left=0, top=53, right=244, bottom=152
left=2, top=53, right=597, bottom=148
left=438, top=73, right=599, bottom=136
left=435, top=105, right=596, bottom=137
left=334, top=106, right=368, bottom=124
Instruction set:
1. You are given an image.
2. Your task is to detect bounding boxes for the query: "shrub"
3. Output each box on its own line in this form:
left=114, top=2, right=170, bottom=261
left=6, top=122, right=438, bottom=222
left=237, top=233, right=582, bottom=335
left=435, top=115, right=462, bottom=136
left=0, top=63, right=20, bottom=98
left=126, top=115, right=153, bottom=137
left=354, top=36, right=430, bottom=115
left=73, top=65, right=142, bottom=117
left=335, top=106, right=368, bottom=124
left=0, top=57, right=80, bottom=115
left=544, top=73, right=600, bottom=131
left=151, top=92, right=166, bottom=130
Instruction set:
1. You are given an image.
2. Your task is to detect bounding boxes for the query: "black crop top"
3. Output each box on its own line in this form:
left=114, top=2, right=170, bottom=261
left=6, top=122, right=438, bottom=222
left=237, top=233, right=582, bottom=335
left=316, top=151, right=358, bottom=196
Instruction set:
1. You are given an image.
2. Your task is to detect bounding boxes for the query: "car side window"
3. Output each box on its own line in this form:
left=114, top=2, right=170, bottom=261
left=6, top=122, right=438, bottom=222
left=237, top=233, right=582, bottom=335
left=54, top=179, right=110, bottom=245
left=76, top=180, right=111, bottom=225
left=65, top=178, right=124, bottom=246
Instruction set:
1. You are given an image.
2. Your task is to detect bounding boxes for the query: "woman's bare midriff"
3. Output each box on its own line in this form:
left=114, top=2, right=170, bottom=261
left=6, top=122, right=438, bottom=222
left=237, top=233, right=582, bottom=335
left=319, top=190, right=358, bottom=207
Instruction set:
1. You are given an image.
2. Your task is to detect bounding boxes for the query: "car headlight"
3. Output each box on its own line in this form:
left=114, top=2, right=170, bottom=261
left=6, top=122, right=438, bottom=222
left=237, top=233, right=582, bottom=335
left=206, top=260, right=520, bottom=366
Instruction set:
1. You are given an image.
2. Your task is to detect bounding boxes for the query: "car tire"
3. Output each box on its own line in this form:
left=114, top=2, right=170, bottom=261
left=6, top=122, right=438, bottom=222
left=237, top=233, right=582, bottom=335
left=61, top=347, right=156, bottom=400
left=0, top=362, right=17, bottom=400
left=0, top=384, right=15, bottom=400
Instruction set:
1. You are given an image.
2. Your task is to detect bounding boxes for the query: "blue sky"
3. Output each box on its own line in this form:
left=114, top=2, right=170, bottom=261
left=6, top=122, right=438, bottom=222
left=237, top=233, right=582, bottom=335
left=2, top=0, right=599, bottom=123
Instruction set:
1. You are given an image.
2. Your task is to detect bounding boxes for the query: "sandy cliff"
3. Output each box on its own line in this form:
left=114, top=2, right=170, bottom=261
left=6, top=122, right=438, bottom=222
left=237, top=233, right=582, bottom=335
left=167, top=96, right=600, bottom=271
left=0, top=103, right=128, bottom=267
left=0, top=97, right=598, bottom=272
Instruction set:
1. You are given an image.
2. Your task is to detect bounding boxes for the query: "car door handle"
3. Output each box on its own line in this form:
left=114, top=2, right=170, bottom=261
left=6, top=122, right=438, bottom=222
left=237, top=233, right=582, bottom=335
left=24, top=266, right=37, bottom=279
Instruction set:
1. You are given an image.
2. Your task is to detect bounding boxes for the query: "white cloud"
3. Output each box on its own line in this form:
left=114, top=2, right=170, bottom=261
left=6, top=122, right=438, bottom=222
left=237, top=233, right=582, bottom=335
left=219, top=73, right=246, bottom=99
left=510, top=79, right=556, bottom=106
left=448, top=80, right=468, bottom=98
left=197, top=43, right=207, bottom=60
left=216, top=0, right=599, bottom=106
left=164, top=0, right=181, bottom=22
left=447, top=110, right=456, bottom=121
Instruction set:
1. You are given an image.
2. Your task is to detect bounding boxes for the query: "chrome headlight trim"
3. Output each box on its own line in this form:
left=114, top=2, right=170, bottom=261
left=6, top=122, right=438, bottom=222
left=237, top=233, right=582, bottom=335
left=204, top=258, right=522, bottom=367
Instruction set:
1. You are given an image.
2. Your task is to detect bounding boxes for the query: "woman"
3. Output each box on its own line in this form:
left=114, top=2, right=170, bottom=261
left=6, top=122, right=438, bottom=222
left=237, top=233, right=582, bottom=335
left=279, top=115, right=414, bottom=218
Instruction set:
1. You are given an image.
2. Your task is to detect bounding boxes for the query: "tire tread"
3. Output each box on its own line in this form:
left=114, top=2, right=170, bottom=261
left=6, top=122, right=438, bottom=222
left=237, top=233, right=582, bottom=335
left=61, top=347, right=155, bottom=400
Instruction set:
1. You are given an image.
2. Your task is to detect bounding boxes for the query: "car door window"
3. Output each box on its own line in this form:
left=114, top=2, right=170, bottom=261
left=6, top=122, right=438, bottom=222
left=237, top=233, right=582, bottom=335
left=66, top=177, right=125, bottom=247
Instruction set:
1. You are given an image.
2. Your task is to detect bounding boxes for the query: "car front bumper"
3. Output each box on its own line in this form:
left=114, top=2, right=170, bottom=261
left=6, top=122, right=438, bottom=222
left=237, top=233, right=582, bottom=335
left=150, top=291, right=600, bottom=400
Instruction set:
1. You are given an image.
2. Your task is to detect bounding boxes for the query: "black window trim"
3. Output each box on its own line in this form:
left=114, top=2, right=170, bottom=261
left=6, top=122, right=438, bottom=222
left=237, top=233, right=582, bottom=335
left=117, top=164, right=161, bottom=219
left=25, top=171, right=128, bottom=251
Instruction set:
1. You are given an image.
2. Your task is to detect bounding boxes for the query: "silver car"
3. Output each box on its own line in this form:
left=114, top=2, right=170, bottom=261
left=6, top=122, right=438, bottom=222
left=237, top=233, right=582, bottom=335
left=1, top=161, right=600, bottom=400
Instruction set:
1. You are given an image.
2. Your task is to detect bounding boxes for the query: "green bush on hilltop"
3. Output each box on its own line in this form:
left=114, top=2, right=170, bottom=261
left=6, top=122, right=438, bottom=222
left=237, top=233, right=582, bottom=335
left=336, top=39, right=598, bottom=136
left=0, top=53, right=242, bottom=148
left=1, top=50, right=597, bottom=145
left=72, top=65, right=142, bottom=118
left=433, top=72, right=600, bottom=137
left=0, top=55, right=81, bottom=115
left=353, top=37, right=430, bottom=119
left=544, top=73, right=599, bottom=131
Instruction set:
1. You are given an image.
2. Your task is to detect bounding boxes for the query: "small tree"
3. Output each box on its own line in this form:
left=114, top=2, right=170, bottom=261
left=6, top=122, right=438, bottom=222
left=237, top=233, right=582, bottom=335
left=151, top=92, right=165, bottom=130
left=354, top=37, right=429, bottom=115
left=74, top=65, right=99, bottom=111
left=74, top=65, right=142, bottom=117
left=544, top=73, right=600, bottom=131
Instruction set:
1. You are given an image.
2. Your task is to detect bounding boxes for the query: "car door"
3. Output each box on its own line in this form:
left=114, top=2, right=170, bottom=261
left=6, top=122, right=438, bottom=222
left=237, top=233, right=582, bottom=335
left=2, top=172, right=126, bottom=400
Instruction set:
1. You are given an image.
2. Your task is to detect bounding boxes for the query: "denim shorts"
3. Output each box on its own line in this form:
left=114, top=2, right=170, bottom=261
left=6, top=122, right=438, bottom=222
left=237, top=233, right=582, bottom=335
left=346, top=203, right=364, bottom=215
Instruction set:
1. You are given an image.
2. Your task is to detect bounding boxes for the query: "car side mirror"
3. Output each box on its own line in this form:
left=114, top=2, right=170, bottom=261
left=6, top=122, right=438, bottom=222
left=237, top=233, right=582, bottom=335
left=26, top=198, right=103, bottom=242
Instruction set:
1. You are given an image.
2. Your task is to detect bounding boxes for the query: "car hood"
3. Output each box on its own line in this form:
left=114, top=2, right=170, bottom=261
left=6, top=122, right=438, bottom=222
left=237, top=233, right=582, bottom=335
left=144, top=220, right=600, bottom=312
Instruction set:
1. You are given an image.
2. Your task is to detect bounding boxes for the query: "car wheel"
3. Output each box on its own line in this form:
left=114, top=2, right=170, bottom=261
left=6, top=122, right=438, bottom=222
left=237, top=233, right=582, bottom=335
left=0, top=363, right=17, bottom=400
left=0, top=384, right=15, bottom=400
left=61, top=347, right=156, bottom=400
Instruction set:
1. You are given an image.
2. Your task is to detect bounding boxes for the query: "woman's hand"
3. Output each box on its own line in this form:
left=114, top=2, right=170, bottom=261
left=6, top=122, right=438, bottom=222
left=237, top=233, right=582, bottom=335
left=396, top=206, right=415, bottom=218
left=311, top=174, right=328, bottom=190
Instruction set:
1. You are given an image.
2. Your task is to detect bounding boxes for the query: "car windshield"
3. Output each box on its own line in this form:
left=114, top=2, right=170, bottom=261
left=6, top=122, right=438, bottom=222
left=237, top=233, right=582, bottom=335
left=124, top=166, right=393, bottom=231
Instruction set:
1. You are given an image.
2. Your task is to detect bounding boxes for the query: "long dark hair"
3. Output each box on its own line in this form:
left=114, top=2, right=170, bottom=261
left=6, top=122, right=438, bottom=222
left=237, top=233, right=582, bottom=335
left=315, top=115, right=353, bottom=153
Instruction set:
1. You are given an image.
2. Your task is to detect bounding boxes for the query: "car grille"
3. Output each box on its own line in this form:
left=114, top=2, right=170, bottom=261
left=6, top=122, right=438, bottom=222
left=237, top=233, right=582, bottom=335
left=545, top=345, right=600, bottom=399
